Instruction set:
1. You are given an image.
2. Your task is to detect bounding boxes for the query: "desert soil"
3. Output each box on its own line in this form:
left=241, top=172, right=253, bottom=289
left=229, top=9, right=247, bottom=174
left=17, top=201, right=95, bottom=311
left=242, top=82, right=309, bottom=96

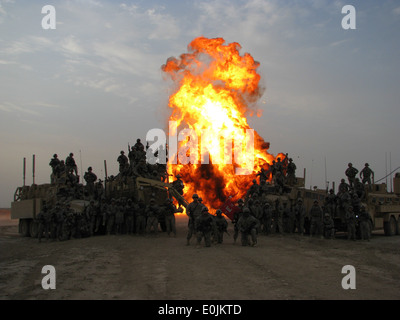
left=1, top=208, right=400, bottom=301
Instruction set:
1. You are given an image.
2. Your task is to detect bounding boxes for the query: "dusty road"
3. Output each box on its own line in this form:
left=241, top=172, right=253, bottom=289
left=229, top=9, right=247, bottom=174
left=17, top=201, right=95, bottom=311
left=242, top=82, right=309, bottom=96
left=1, top=209, right=400, bottom=301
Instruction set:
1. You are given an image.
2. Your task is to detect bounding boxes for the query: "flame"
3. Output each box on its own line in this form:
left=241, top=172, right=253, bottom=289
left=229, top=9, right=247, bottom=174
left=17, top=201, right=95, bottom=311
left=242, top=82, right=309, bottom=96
left=162, top=37, right=285, bottom=212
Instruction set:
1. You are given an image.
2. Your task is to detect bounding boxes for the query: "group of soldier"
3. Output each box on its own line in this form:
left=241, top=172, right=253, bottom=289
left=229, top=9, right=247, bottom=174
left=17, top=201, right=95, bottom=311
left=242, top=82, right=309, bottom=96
left=43, top=147, right=375, bottom=245
left=36, top=195, right=184, bottom=243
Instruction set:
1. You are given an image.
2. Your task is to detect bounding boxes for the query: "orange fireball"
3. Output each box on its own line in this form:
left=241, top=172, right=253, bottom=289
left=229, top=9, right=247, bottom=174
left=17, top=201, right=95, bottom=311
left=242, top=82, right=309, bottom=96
left=162, top=36, right=285, bottom=211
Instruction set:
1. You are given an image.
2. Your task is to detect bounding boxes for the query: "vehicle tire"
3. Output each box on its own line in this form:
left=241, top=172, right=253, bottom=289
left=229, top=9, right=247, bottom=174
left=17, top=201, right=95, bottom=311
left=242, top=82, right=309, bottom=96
left=20, top=219, right=31, bottom=237
left=383, top=216, right=397, bottom=236
left=30, top=220, right=39, bottom=238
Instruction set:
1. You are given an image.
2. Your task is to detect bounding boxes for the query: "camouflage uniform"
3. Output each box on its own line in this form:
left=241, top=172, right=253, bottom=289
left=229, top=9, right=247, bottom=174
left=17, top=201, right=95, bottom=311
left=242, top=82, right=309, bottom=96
left=145, top=199, right=160, bottom=235
left=261, top=202, right=272, bottom=235
left=237, top=208, right=258, bottom=246
left=293, top=199, right=305, bottom=235
left=186, top=194, right=204, bottom=245
left=345, top=163, right=359, bottom=188
left=345, top=206, right=357, bottom=241
left=360, top=163, right=374, bottom=185
left=37, top=205, right=52, bottom=243
left=233, top=199, right=244, bottom=243
left=115, top=200, right=125, bottom=234
left=164, top=199, right=180, bottom=237
left=272, top=199, right=283, bottom=233
left=309, top=200, right=323, bottom=237
left=358, top=206, right=371, bottom=241
left=195, top=207, right=214, bottom=247
left=323, top=213, right=335, bottom=239
left=135, top=200, right=147, bottom=235
left=86, top=200, right=98, bottom=236
left=214, top=209, right=228, bottom=244
left=84, top=167, right=97, bottom=198
left=106, top=200, right=118, bottom=235
left=124, top=199, right=136, bottom=235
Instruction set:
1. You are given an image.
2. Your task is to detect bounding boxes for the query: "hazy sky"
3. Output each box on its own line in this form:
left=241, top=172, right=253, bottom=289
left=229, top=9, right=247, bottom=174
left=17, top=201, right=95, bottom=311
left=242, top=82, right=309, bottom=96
left=1, top=0, right=400, bottom=207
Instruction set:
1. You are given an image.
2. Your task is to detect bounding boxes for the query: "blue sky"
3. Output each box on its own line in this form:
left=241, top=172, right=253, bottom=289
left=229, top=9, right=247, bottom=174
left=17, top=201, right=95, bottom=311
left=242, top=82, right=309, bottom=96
left=1, top=0, right=400, bottom=207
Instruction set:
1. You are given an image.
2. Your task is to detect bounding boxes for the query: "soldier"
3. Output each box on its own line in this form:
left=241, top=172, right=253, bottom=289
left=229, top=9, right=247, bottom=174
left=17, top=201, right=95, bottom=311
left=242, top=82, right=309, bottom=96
left=323, top=213, right=335, bottom=239
left=256, top=167, right=268, bottom=184
left=324, top=189, right=337, bottom=218
left=360, top=163, right=374, bottom=185
left=237, top=207, right=259, bottom=247
left=61, top=203, right=75, bottom=241
left=338, top=178, right=350, bottom=195
left=97, top=198, right=108, bottom=234
left=172, top=174, right=185, bottom=195
left=345, top=163, right=359, bottom=188
left=352, top=193, right=361, bottom=215
left=233, top=198, right=245, bottom=243
left=52, top=202, right=64, bottom=240
left=37, top=204, right=51, bottom=243
left=186, top=193, right=204, bottom=245
left=135, top=199, right=147, bottom=235
left=94, top=180, right=104, bottom=201
left=274, top=171, right=285, bottom=194
left=195, top=207, right=214, bottom=247
left=282, top=202, right=294, bottom=233
left=86, top=200, right=98, bottom=236
left=261, top=201, right=272, bottom=235
left=272, top=199, right=283, bottom=234
left=134, top=138, right=144, bottom=151
left=115, top=199, right=125, bottom=235
left=49, top=154, right=60, bottom=184
left=250, top=199, right=263, bottom=230
left=106, top=199, right=118, bottom=235
left=145, top=198, right=160, bottom=235
left=214, top=209, right=228, bottom=244
left=354, top=178, right=366, bottom=200
left=124, top=199, right=136, bottom=235
left=286, top=158, right=297, bottom=186
left=293, top=198, right=306, bottom=235
left=84, top=167, right=97, bottom=199
left=117, top=151, right=129, bottom=175
left=358, top=205, right=371, bottom=241
left=164, top=198, right=181, bottom=237
left=345, top=206, right=357, bottom=241
left=246, top=179, right=259, bottom=200
left=65, top=152, right=78, bottom=176
left=309, top=200, right=323, bottom=238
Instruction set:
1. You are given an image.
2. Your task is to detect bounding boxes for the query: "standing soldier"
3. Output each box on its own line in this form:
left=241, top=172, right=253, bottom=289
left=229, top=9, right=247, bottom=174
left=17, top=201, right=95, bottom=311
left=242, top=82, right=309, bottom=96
left=117, top=151, right=129, bottom=176
left=214, top=209, right=228, bottom=244
left=358, top=206, right=371, bottom=241
left=172, top=174, right=185, bottom=195
left=135, top=199, right=147, bottom=235
left=84, top=167, right=97, bottom=199
left=233, top=198, right=245, bottom=243
left=272, top=199, right=283, bottom=234
left=282, top=202, right=294, bottom=233
left=293, top=198, right=306, bottom=235
left=125, top=199, right=136, bottom=235
left=164, top=198, right=181, bottom=237
left=323, top=213, right=335, bottom=239
left=97, top=198, right=108, bottom=234
left=324, top=189, right=337, bottom=217
left=86, top=200, right=98, bottom=236
left=345, top=163, right=359, bottom=188
left=61, top=203, right=75, bottom=241
left=37, top=204, right=51, bottom=243
left=65, top=152, right=78, bottom=176
left=309, top=200, right=323, bottom=238
left=115, top=199, right=125, bottom=235
left=186, top=194, right=204, bottom=245
left=338, top=178, right=350, bottom=195
left=345, top=205, right=357, bottom=241
left=52, top=202, right=64, bottom=241
left=261, top=201, right=272, bottom=235
left=146, top=198, right=160, bottom=235
left=286, top=158, right=297, bottom=186
left=360, top=163, right=374, bottom=185
left=49, top=154, right=60, bottom=184
left=237, top=207, right=258, bottom=247
left=195, top=207, right=214, bottom=247
left=106, top=199, right=118, bottom=235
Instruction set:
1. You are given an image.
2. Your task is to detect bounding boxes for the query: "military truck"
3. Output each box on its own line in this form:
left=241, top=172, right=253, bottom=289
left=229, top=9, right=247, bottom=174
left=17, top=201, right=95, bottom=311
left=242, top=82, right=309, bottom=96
left=294, top=175, right=400, bottom=236
left=11, top=160, right=188, bottom=237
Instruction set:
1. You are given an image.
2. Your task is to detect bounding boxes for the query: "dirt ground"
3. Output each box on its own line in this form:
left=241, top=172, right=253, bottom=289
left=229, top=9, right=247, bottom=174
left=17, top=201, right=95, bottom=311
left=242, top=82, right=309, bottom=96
left=1, top=208, right=400, bottom=301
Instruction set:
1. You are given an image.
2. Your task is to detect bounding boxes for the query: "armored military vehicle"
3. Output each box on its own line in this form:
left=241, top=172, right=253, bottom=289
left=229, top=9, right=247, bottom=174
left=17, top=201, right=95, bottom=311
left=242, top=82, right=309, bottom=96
left=11, top=158, right=187, bottom=237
